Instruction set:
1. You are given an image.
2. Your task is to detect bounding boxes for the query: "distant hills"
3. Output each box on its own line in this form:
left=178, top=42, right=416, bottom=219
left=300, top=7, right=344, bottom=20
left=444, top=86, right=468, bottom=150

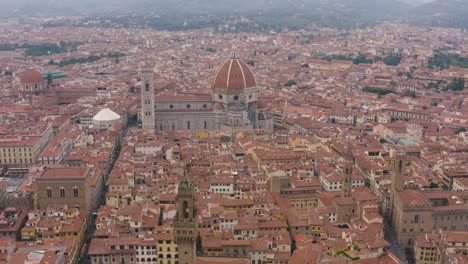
left=399, top=0, right=435, bottom=6
left=408, top=0, right=468, bottom=28
left=0, top=0, right=411, bottom=17
left=0, top=0, right=467, bottom=29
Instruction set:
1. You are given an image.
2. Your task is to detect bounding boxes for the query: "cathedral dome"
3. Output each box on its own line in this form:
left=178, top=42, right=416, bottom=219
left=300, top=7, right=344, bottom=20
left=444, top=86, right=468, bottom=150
left=18, top=69, right=44, bottom=84
left=212, top=53, right=256, bottom=90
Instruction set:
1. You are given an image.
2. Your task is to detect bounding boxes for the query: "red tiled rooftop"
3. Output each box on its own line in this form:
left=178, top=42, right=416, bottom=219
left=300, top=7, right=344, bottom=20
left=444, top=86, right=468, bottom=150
left=39, top=167, right=88, bottom=179
left=212, top=54, right=256, bottom=90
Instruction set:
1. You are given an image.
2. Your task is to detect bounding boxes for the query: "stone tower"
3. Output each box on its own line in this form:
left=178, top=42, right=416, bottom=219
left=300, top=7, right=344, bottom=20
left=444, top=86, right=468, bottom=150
left=141, top=63, right=155, bottom=129
left=174, top=178, right=198, bottom=264
left=342, top=142, right=353, bottom=198
left=391, top=151, right=406, bottom=193
left=390, top=150, right=406, bottom=218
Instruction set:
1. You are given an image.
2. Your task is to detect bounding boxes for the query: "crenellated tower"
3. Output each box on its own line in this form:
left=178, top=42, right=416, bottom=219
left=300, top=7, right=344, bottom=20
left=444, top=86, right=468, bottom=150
left=342, top=141, right=353, bottom=198
left=174, top=178, right=198, bottom=264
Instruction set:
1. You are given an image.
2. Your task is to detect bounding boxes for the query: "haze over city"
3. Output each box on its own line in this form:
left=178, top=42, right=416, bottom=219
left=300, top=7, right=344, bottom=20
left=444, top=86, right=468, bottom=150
left=0, top=0, right=466, bottom=264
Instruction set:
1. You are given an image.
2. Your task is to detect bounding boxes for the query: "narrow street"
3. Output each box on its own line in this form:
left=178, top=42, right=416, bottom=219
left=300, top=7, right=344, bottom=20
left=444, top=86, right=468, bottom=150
left=79, top=115, right=137, bottom=264
left=384, top=220, right=408, bottom=262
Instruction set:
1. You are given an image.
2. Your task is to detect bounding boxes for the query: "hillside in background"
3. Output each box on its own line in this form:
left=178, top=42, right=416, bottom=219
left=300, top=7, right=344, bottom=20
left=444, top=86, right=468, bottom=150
left=1, top=0, right=467, bottom=30
left=0, top=0, right=409, bottom=18
left=408, top=0, right=468, bottom=28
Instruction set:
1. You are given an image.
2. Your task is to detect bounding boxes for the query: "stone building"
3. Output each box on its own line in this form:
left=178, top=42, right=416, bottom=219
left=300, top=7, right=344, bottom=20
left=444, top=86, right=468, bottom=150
left=390, top=152, right=468, bottom=249
left=36, top=167, right=104, bottom=215
left=174, top=178, right=198, bottom=264
left=17, top=69, right=48, bottom=100
left=141, top=53, right=273, bottom=133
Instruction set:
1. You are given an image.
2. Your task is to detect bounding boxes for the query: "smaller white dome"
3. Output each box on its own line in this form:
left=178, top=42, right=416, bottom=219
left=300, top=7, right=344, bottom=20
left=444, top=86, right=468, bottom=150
left=93, top=108, right=120, bottom=122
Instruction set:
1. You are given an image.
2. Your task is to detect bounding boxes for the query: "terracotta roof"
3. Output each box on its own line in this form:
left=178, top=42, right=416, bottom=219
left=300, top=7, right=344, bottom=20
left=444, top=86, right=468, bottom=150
left=398, top=190, right=429, bottom=207
left=40, top=167, right=88, bottom=180
left=196, top=257, right=250, bottom=264
left=18, top=69, right=44, bottom=84
left=212, top=53, right=256, bottom=90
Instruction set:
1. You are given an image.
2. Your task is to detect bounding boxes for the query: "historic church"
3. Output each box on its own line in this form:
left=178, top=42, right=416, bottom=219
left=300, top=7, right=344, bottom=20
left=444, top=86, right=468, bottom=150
left=140, top=53, right=273, bottom=132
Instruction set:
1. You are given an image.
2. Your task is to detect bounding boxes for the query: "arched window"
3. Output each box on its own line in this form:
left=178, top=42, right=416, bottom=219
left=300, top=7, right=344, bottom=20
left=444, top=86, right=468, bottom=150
left=182, top=201, right=189, bottom=218
left=399, top=160, right=403, bottom=172
left=187, top=121, right=190, bottom=130
left=158, top=254, right=164, bottom=258
left=47, top=187, right=52, bottom=198
left=59, top=187, right=65, bottom=198
left=73, top=187, right=79, bottom=198
left=204, top=121, right=207, bottom=129
left=166, top=254, right=172, bottom=258
left=145, top=82, right=150, bottom=92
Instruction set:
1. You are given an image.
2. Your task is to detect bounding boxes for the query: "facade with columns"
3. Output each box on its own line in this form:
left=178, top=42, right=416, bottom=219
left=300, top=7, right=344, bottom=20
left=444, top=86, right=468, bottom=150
left=140, top=53, right=273, bottom=132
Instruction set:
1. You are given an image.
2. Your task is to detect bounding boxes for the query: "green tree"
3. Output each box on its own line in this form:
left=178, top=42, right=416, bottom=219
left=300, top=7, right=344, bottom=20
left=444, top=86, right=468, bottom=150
left=352, top=53, right=373, bottom=65
left=447, top=78, right=465, bottom=91
left=428, top=53, right=468, bottom=69
left=362, top=86, right=394, bottom=96
left=284, top=80, right=297, bottom=87
left=383, top=54, right=401, bottom=66
left=455, top=127, right=467, bottom=134
left=288, top=54, right=297, bottom=61
left=403, top=90, right=417, bottom=98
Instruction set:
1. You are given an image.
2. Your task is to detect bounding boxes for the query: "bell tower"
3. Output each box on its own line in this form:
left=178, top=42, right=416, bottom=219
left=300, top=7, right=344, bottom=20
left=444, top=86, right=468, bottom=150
left=141, top=62, right=155, bottom=129
left=174, top=178, right=198, bottom=264
left=342, top=142, right=353, bottom=198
